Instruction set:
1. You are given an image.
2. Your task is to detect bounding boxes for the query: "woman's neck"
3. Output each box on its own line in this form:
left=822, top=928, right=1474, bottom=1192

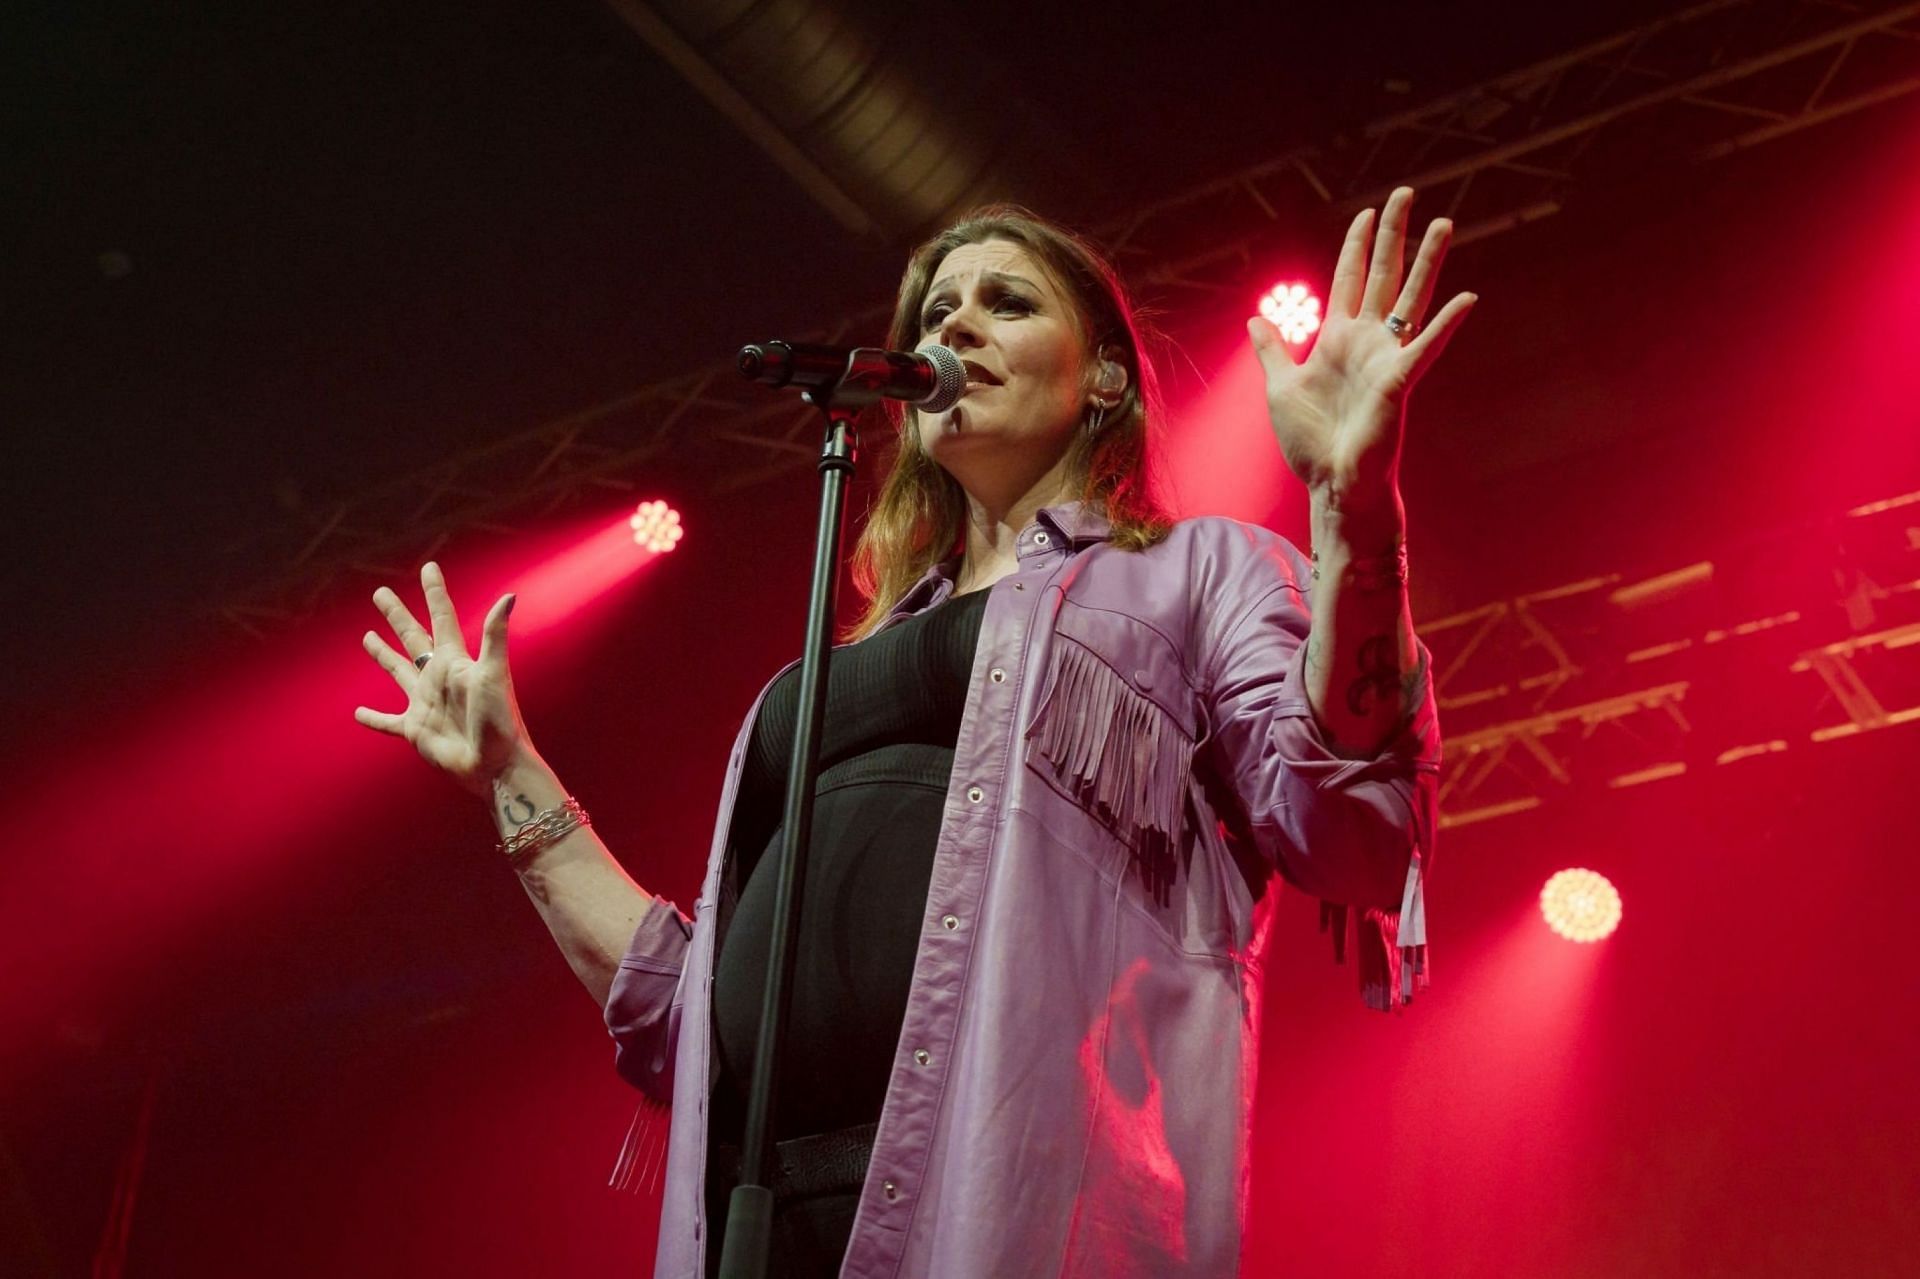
left=953, top=467, right=1077, bottom=594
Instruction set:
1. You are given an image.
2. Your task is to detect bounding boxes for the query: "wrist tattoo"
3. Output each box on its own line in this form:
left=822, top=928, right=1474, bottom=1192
left=501, top=793, right=537, bottom=828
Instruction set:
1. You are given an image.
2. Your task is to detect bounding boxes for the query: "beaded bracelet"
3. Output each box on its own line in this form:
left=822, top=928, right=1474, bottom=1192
left=1310, top=541, right=1409, bottom=591
left=500, top=796, right=592, bottom=863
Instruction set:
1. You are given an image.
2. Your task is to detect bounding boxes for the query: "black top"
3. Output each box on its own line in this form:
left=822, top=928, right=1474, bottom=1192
left=711, top=585, right=990, bottom=1142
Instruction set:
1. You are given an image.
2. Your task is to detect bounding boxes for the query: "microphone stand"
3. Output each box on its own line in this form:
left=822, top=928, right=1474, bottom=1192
left=717, top=357, right=884, bottom=1279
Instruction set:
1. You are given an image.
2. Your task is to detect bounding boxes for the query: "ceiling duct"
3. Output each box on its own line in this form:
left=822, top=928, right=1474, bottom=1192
left=606, top=0, right=1014, bottom=241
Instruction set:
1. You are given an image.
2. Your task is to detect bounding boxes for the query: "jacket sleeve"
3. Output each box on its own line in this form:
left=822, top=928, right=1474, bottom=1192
left=1199, top=541, right=1441, bottom=1009
left=603, top=895, right=694, bottom=1102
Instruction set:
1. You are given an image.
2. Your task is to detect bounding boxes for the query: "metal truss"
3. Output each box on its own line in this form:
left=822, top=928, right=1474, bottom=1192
left=215, top=0, right=1920, bottom=630
left=1106, top=0, right=1920, bottom=285
left=210, top=309, right=892, bottom=633
left=1426, top=489, right=1920, bottom=829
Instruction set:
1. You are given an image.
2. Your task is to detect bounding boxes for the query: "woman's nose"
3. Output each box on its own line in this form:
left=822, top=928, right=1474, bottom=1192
left=938, top=305, right=982, bottom=349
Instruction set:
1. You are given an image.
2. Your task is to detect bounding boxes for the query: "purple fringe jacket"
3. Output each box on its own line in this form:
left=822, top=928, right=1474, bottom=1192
left=605, top=502, right=1438, bottom=1278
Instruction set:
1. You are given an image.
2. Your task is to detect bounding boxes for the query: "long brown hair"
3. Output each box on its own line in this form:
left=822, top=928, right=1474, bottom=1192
left=844, top=205, right=1174, bottom=641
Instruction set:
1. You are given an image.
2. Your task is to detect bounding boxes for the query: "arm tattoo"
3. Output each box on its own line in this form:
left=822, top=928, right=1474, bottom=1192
left=1344, top=635, right=1403, bottom=718
left=502, top=793, right=537, bottom=827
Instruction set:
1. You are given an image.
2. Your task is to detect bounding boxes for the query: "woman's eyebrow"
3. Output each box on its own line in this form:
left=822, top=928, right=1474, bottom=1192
left=926, top=270, right=1042, bottom=296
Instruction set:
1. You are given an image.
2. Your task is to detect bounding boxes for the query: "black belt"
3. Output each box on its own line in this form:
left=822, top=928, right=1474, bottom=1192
left=712, top=1121, right=879, bottom=1202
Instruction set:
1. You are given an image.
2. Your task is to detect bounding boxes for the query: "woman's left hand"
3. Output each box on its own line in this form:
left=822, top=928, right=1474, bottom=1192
left=1247, top=186, right=1476, bottom=526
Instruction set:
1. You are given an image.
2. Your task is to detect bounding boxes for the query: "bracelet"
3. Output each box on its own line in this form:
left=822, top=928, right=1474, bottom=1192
left=500, top=796, right=592, bottom=863
left=1310, top=541, right=1409, bottom=591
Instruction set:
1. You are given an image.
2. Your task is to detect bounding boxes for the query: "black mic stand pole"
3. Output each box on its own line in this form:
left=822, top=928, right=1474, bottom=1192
left=717, top=360, right=878, bottom=1279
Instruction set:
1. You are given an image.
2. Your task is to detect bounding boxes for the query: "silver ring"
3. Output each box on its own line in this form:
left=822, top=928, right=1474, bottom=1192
left=1385, top=313, right=1419, bottom=339
left=413, top=652, right=432, bottom=670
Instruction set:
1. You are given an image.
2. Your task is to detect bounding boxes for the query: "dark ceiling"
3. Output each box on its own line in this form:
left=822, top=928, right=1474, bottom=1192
left=3, top=0, right=1701, bottom=707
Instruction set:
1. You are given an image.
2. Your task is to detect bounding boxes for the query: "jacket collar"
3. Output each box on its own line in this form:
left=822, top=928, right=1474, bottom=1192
left=882, top=500, right=1113, bottom=625
left=1035, top=499, right=1114, bottom=547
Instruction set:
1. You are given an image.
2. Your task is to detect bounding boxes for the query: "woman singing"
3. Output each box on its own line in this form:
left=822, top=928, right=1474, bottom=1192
left=355, top=186, right=1472, bottom=1278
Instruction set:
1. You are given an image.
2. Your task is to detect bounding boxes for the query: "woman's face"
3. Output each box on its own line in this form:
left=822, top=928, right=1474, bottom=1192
left=913, top=238, right=1093, bottom=497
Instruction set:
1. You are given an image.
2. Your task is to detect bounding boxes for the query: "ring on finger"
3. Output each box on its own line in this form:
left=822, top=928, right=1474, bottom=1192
left=413, top=652, right=433, bottom=670
left=1385, top=313, right=1419, bottom=339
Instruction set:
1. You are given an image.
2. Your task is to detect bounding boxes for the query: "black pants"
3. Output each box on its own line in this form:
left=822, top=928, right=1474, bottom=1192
left=703, top=1123, right=876, bottom=1279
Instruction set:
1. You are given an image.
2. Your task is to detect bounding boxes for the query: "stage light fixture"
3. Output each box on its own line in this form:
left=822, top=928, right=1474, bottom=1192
left=629, top=500, right=684, bottom=553
left=1258, top=282, right=1322, bottom=345
left=1539, top=868, right=1622, bottom=943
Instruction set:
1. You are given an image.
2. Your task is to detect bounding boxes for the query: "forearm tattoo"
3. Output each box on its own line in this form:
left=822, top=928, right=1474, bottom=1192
left=1345, top=635, right=1403, bottom=718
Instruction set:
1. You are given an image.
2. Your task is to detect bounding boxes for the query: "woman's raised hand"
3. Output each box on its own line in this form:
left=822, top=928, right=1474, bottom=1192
left=1247, top=185, right=1476, bottom=522
left=354, top=562, right=528, bottom=795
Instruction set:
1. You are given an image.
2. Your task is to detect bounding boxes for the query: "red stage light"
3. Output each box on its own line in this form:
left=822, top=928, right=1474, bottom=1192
left=1258, top=282, right=1322, bottom=346
left=1539, top=868, right=1623, bottom=942
left=0, top=503, right=677, bottom=1086
left=629, top=500, right=684, bottom=553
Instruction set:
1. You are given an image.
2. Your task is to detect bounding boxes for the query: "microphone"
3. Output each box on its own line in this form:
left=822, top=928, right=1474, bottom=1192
left=737, top=341, right=967, bottom=413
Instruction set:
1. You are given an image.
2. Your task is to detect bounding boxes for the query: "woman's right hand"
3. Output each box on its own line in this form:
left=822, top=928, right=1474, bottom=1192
left=354, top=561, right=529, bottom=796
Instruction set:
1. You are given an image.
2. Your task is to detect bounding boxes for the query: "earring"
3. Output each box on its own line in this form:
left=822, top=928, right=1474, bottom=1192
left=1087, top=402, right=1107, bottom=434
